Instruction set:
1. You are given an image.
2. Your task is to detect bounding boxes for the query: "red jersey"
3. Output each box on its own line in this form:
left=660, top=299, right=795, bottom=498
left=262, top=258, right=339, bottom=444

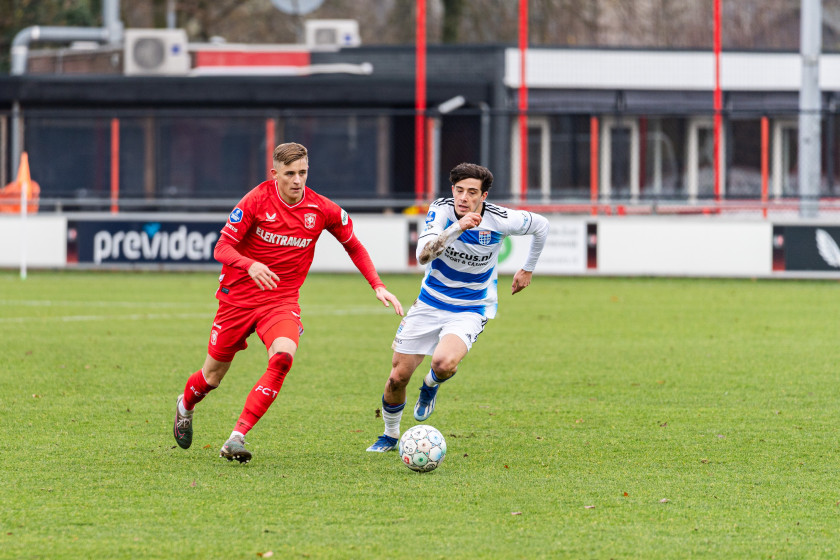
left=216, top=181, right=370, bottom=308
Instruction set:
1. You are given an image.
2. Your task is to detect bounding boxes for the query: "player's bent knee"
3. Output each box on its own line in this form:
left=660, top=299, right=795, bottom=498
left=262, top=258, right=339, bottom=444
left=387, top=375, right=409, bottom=392
left=430, top=357, right=459, bottom=378
left=270, top=351, right=294, bottom=374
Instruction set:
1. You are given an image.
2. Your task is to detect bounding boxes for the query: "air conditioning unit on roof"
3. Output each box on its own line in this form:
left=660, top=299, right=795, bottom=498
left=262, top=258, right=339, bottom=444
left=124, top=29, right=190, bottom=76
left=305, top=20, right=361, bottom=49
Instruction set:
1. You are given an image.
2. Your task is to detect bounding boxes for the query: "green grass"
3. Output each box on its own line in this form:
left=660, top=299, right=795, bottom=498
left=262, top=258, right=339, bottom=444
left=1, top=270, right=840, bottom=559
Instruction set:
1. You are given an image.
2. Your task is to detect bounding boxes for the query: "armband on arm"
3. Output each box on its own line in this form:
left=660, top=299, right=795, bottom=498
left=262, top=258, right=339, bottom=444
left=417, top=222, right=462, bottom=265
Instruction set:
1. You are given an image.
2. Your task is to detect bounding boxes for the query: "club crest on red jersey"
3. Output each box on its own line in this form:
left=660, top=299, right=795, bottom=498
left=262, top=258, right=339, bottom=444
left=304, top=213, right=317, bottom=229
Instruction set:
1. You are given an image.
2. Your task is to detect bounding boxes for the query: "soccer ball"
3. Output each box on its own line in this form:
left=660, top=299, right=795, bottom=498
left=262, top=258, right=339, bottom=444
left=399, top=425, right=446, bottom=472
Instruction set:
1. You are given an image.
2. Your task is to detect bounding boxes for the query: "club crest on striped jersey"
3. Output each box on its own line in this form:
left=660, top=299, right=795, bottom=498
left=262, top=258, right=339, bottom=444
left=304, top=213, right=317, bottom=229
left=478, top=230, right=492, bottom=245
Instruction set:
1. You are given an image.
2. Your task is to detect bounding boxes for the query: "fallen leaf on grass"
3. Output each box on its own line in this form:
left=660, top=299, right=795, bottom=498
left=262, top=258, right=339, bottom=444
left=623, top=492, right=629, bottom=497
left=659, top=422, right=668, bottom=427
left=190, top=480, right=196, bottom=487
left=511, top=512, right=522, bottom=516
left=203, top=444, right=212, bottom=449
left=584, top=505, right=595, bottom=509
left=504, top=465, right=509, bottom=469
left=574, top=418, right=584, bottom=424
left=32, top=394, right=40, bottom=398
left=660, top=498, right=670, bottom=503
left=257, top=552, right=274, bottom=558
left=25, top=350, right=33, bottom=355
left=700, top=458, right=709, bottom=464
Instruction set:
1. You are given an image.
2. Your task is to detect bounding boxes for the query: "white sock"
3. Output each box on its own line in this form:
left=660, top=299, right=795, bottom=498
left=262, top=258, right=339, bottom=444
left=230, top=430, right=245, bottom=440
left=424, top=370, right=441, bottom=387
left=382, top=400, right=405, bottom=439
left=178, top=400, right=192, bottom=416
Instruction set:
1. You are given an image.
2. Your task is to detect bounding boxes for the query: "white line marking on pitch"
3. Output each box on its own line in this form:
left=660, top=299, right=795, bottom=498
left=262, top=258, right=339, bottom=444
left=0, top=306, right=392, bottom=323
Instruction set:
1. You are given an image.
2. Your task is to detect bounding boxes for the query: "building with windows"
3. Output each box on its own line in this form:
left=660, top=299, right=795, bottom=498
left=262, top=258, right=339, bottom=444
left=2, top=40, right=840, bottom=213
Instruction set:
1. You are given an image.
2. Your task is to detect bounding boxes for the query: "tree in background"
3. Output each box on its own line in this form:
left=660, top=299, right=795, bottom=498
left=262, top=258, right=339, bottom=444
left=1, top=0, right=99, bottom=71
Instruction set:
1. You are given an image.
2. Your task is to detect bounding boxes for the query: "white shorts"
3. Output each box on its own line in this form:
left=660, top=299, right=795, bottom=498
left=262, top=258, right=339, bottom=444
left=391, top=300, right=488, bottom=356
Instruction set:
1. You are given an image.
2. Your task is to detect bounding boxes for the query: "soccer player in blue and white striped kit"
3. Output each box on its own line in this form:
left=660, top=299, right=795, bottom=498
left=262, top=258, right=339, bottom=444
left=367, top=162, right=550, bottom=452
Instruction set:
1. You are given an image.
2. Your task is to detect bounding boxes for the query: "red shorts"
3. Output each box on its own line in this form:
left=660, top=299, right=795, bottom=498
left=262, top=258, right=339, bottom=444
left=207, top=300, right=304, bottom=362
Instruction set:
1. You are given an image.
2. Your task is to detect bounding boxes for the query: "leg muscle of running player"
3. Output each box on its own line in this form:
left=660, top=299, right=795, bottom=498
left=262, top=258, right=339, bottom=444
left=384, top=352, right=425, bottom=405
left=233, top=335, right=298, bottom=436
left=202, top=354, right=232, bottom=386
left=429, top=334, right=469, bottom=381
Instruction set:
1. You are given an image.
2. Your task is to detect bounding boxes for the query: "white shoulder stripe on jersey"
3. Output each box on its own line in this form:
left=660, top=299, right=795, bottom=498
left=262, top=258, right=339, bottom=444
left=221, top=230, right=241, bottom=243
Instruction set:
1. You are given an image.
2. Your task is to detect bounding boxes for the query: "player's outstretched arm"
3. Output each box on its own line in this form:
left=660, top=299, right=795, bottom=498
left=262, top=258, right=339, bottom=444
left=511, top=269, right=533, bottom=295
left=374, top=286, right=404, bottom=316
left=508, top=211, right=549, bottom=295
left=339, top=234, right=402, bottom=315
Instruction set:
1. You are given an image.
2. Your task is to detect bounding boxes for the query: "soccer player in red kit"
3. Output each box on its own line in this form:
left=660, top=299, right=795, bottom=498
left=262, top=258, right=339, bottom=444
left=173, top=142, right=403, bottom=463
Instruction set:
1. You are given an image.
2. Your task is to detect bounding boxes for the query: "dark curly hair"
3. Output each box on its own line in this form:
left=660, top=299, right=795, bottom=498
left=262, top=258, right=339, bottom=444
left=449, top=163, right=493, bottom=193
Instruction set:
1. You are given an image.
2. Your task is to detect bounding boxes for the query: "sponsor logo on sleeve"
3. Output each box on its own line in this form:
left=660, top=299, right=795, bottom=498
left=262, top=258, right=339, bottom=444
left=341, top=209, right=349, bottom=226
left=229, top=208, right=243, bottom=223
left=425, top=210, right=436, bottom=223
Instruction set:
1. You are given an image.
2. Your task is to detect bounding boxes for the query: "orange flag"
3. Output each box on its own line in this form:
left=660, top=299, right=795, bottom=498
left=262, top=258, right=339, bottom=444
left=0, top=151, right=40, bottom=213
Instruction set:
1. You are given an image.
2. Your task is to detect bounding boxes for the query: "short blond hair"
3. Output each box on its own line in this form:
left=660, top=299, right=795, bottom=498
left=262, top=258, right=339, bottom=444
left=273, top=142, right=308, bottom=166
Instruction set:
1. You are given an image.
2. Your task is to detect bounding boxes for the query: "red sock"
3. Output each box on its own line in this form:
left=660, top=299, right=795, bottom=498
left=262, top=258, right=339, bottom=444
left=234, top=352, right=293, bottom=435
left=182, top=369, right=217, bottom=410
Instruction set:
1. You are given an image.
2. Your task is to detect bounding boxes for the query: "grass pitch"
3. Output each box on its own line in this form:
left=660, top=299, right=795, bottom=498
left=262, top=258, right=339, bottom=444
left=1, top=270, right=839, bottom=559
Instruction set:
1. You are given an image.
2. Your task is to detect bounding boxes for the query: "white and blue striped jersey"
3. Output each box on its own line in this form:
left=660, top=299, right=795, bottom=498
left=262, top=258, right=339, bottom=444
left=416, top=198, right=549, bottom=319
